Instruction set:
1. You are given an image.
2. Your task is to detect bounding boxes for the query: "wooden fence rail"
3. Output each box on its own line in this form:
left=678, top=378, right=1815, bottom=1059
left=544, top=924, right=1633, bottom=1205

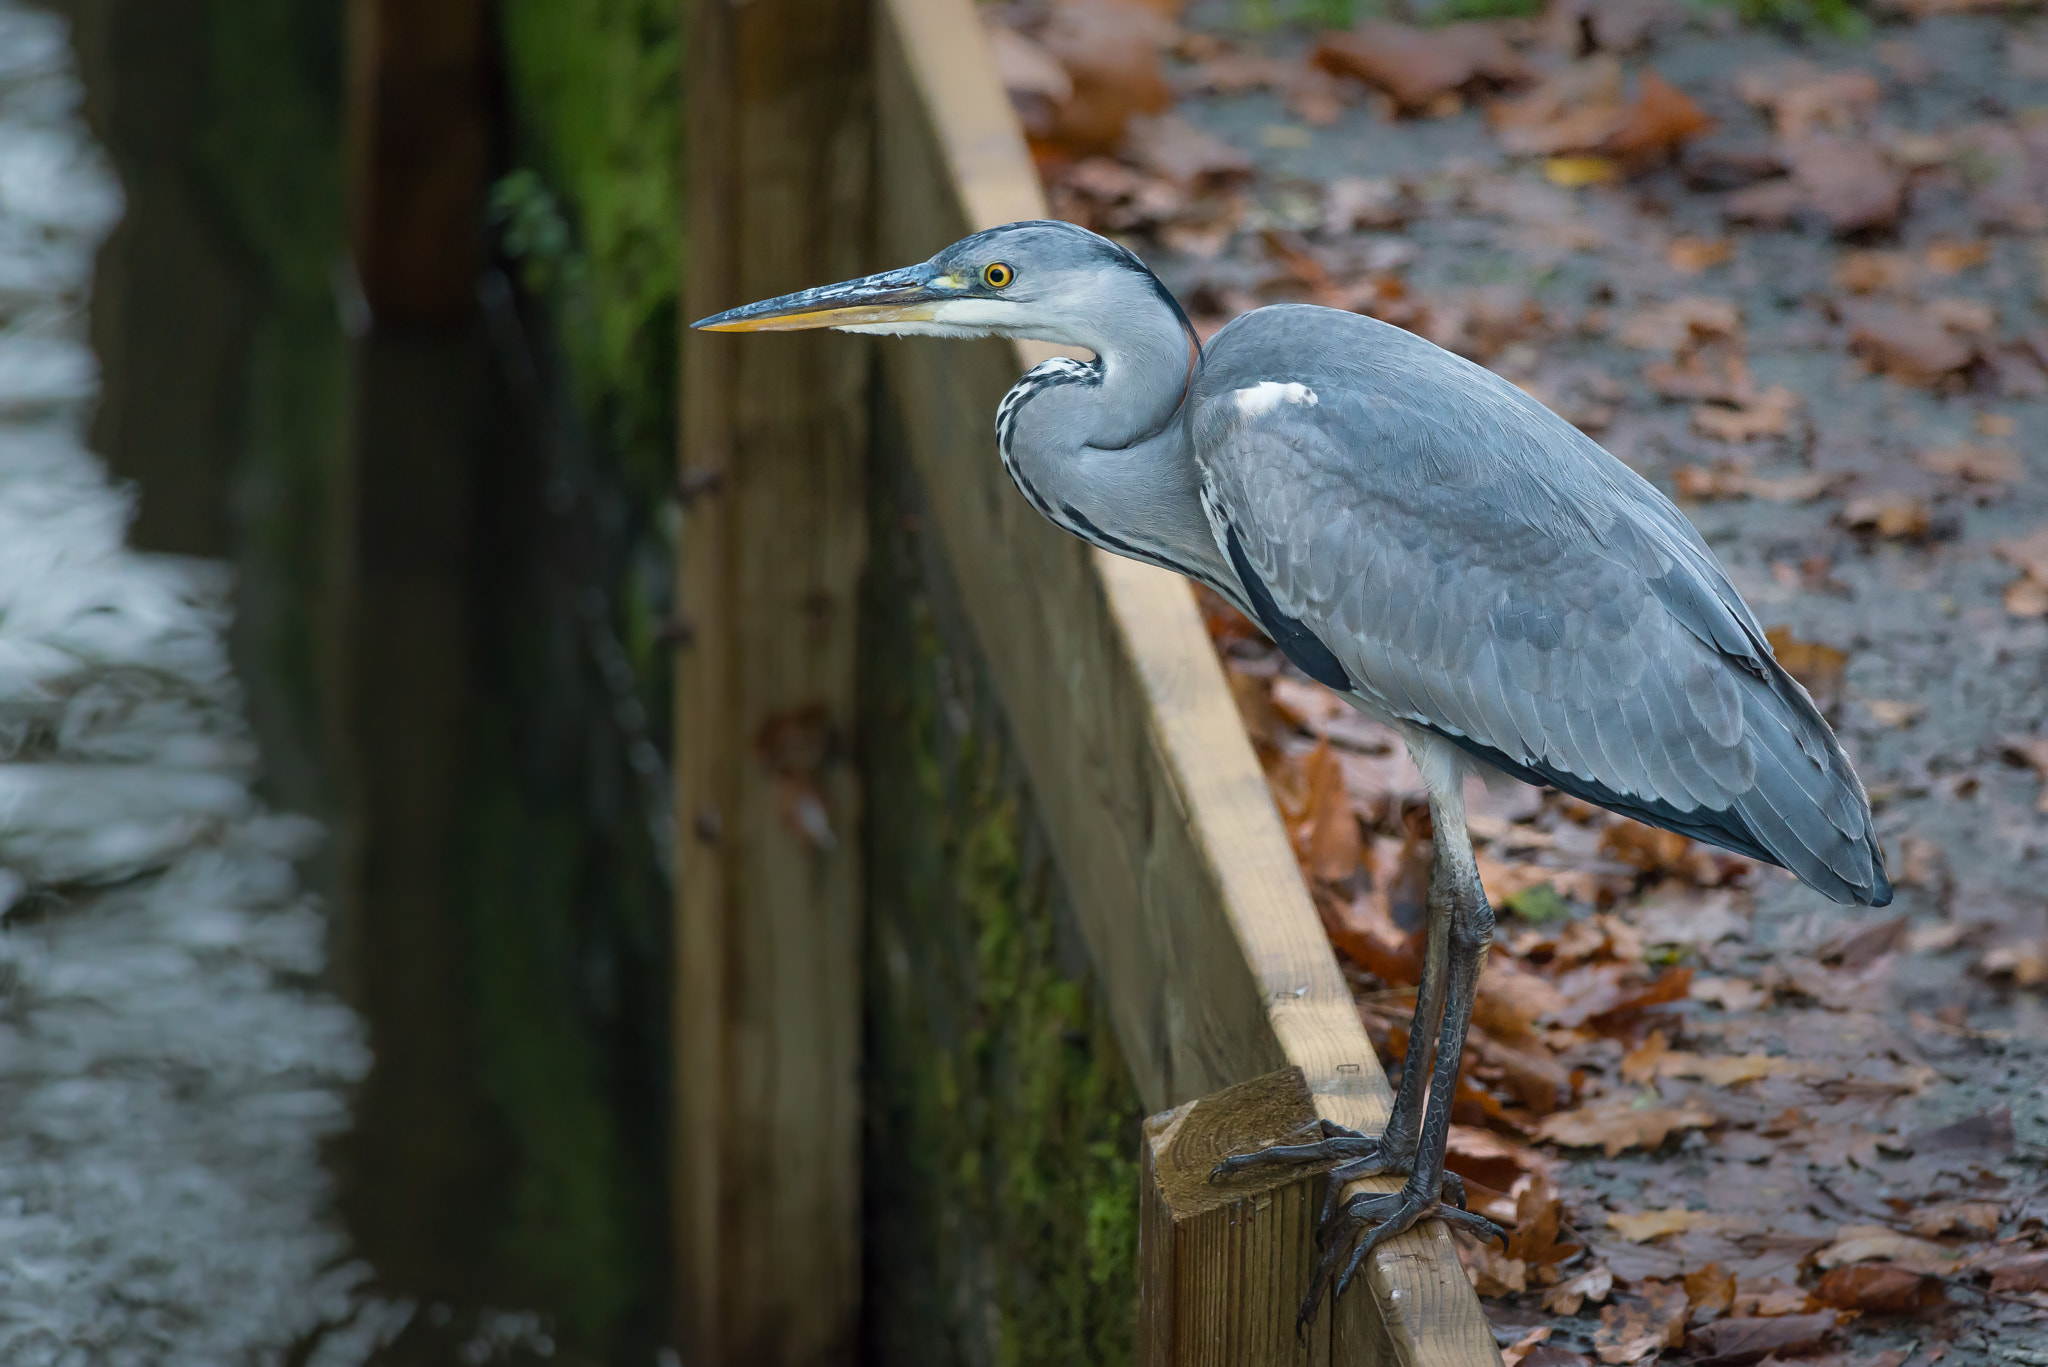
left=678, top=0, right=1503, bottom=1360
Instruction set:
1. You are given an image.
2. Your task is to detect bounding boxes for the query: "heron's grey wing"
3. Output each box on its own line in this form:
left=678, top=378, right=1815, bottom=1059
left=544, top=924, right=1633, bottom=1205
left=1193, top=333, right=1887, bottom=907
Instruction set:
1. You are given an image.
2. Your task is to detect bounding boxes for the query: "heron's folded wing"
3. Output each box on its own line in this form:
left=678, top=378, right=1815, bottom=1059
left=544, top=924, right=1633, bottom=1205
left=1198, top=386, right=1887, bottom=906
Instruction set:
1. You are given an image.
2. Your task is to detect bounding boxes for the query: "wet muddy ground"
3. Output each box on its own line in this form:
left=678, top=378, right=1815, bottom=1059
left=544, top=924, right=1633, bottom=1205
left=996, top=0, right=2048, bottom=1360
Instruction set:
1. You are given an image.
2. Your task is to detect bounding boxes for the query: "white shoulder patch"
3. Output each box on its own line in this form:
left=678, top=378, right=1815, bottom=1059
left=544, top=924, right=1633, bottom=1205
left=1233, top=381, right=1318, bottom=418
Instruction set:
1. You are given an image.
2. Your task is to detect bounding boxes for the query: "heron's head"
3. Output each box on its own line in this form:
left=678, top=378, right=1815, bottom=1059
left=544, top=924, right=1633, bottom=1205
left=691, top=219, right=1192, bottom=355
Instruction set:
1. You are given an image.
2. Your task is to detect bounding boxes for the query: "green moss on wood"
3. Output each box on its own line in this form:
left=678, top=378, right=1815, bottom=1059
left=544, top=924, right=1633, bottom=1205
left=861, top=429, right=1141, bottom=1367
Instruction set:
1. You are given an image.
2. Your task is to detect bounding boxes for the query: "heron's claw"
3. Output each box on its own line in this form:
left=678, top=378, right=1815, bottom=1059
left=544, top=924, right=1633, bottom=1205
left=1208, top=1120, right=1413, bottom=1185
left=1298, top=1177, right=1508, bottom=1332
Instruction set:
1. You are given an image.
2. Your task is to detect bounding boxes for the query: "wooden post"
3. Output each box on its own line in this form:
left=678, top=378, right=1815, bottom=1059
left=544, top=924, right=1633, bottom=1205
left=675, top=0, right=871, bottom=1363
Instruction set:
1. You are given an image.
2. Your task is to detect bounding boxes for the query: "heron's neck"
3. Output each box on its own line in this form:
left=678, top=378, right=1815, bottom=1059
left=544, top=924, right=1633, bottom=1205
left=997, top=316, right=1231, bottom=593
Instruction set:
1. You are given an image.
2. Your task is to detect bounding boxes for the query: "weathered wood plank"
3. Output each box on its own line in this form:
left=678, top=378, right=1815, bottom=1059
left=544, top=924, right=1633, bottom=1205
left=873, top=0, right=1499, bottom=1361
left=675, top=0, right=872, bottom=1361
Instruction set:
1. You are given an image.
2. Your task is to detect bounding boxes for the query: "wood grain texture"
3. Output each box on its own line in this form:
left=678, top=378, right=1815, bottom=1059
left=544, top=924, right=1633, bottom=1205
left=875, top=0, right=1499, bottom=1361
left=675, top=1, right=871, bottom=1362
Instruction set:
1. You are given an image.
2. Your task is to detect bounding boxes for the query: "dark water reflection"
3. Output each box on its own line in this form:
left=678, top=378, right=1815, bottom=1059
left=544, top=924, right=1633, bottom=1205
left=63, top=1, right=671, bottom=1360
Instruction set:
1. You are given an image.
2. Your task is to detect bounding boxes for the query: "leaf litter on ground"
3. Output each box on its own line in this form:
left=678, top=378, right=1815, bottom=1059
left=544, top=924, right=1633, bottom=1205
left=1016, top=0, right=2048, bottom=1357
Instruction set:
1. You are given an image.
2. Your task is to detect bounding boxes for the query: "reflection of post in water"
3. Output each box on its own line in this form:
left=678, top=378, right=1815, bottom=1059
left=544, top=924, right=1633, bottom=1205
left=338, top=0, right=500, bottom=1318
left=74, top=0, right=668, bottom=1353
left=341, top=2, right=670, bottom=1357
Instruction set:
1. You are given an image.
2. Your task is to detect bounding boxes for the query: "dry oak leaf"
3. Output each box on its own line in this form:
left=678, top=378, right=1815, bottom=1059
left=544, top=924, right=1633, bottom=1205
left=1786, top=137, right=1906, bottom=236
left=1536, top=1096, right=1715, bottom=1156
left=1977, top=1245, right=2048, bottom=1293
left=1122, top=113, right=1255, bottom=196
left=1686, top=1262, right=1738, bottom=1321
left=1838, top=491, right=1932, bottom=542
left=1687, top=1311, right=1839, bottom=1367
left=1690, top=975, right=1768, bottom=1012
left=1692, top=386, right=1800, bottom=443
left=1673, top=465, right=1836, bottom=502
left=1995, top=529, right=2048, bottom=620
left=1814, top=1224, right=1967, bottom=1276
left=1312, top=22, right=1532, bottom=116
left=1544, top=1264, right=1616, bottom=1315
left=1618, top=295, right=1740, bottom=351
left=1926, top=238, right=1991, bottom=274
left=1502, top=1327, right=1554, bottom=1367
left=1835, top=250, right=1918, bottom=296
left=1033, top=0, right=1175, bottom=155
left=1460, top=1237, right=1528, bottom=1296
left=1737, top=65, right=1881, bottom=139
left=1980, top=939, right=2048, bottom=986
left=1808, top=1263, right=1943, bottom=1315
left=1765, top=627, right=1846, bottom=710
left=1847, top=302, right=1981, bottom=386
left=1915, top=443, right=2022, bottom=485
left=1594, top=1280, right=1688, bottom=1364
left=1491, top=60, right=1710, bottom=169
left=1606, top=1206, right=1721, bottom=1242
left=1668, top=236, right=1732, bottom=272
left=1906, top=1200, right=2004, bottom=1239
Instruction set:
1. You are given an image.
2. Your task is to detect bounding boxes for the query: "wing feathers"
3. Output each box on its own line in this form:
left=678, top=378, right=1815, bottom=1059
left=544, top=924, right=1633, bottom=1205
left=1194, top=304, right=1889, bottom=906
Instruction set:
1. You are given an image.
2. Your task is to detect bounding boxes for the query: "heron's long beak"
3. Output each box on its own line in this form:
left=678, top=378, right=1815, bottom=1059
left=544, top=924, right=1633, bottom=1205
left=692, top=265, right=948, bottom=333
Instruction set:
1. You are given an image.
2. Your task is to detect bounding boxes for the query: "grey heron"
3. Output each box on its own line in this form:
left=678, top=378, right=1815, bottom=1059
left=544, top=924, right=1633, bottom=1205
left=695, top=219, right=1891, bottom=1322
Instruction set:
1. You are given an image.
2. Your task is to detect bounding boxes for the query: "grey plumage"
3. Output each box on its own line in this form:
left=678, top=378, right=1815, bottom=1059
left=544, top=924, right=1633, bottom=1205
left=695, top=218, right=1892, bottom=1314
left=1191, top=303, right=1888, bottom=906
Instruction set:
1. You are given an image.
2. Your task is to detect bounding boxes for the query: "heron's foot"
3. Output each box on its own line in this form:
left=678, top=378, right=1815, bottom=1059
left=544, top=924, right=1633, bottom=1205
left=1299, top=1174, right=1506, bottom=1332
left=1208, top=1119, right=1413, bottom=1186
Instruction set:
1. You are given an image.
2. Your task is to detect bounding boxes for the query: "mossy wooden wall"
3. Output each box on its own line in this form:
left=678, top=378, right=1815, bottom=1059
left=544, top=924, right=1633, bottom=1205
left=860, top=398, right=1143, bottom=1367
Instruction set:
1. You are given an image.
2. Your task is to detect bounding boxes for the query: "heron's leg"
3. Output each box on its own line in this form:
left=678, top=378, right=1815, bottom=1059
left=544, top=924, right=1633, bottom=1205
left=1209, top=860, right=1453, bottom=1186
left=1296, top=804, right=1504, bottom=1330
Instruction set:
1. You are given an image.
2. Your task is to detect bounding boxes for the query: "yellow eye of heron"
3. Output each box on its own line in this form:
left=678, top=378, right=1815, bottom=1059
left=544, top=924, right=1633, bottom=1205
left=983, top=262, right=1014, bottom=289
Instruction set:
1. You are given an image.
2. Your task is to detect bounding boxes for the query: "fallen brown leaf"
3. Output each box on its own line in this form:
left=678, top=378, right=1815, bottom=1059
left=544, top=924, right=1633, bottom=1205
left=1312, top=21, right=1532, bottom=116
left=1602, top=70, right=1711, bottom=167
left=1995, top=530, right=2048, bottom=620
left=1848, top=301, right=1982, bottom=386
left=1502, top=1326, right=1554, bottom=1367
left=1786, top=137, right=1907, bottom=235
left=1122, top=112, right=1255, bottom=196
left=1732, top=1279, right=1813, bottom=1317
left=1835, top=250, right=1917, bottom=296
left=1980, top=1246, right=2048, bottom=1292
left=1808, top=1263, right=1943, bottom=1315
left=1926, top=238, right=1990, bottom=275
left=1544, top=1264, right=1616, bottom=1315
left=1033, top=0, right=1175, bottom=155
left=1914, top=443, right=2022, bottom=485
left=1690, top=976, right=1768, bottom=1013
left=1618, top=296, right=1740, bottom=351
left=1673, top=465, right=1836, bottom=502
left=1509, top=1174, right=1578, bottom=1267
left=1536, top=1097, right=1716, bottom=1156
left=1296, top=740, right=1362, bottom=884
left=1692, top=386, right=1801, bottom=442
left=1905, top=1200, right=2004, bottom=1239
left=1606, top=1205, right=1721, bottom=1242
left=1323, top=890, right=1421, bottom=985
left=1460, top=1237, right=1528, bottom=1295
left=1766, top=627, right=1847, bottom=711
left=1737, top=64, right=1880, bottom=139
left=1815, top=1223, right=1966, bottom=1276
left=1668, top=236, right=1732, bottom=272
left=1980, top=939, right=2048, bottom=987
left=1685, top=1263, right=1737, bottom=1322
left=1688, top=1311, right=1839, bottom=1366
left=1593, top=1280, right=1687, bottom=1364
left=1839, top=491, right=1933, bottom=541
